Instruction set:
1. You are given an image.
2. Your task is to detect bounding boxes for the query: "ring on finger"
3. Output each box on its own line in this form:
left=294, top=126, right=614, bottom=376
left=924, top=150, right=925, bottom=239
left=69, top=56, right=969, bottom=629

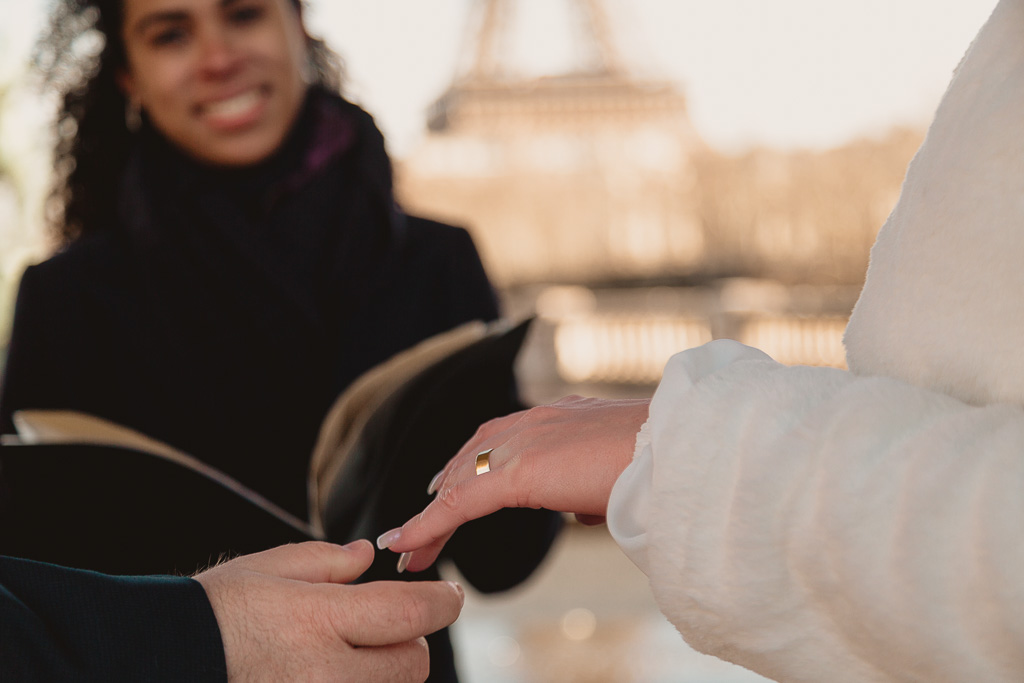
left=475, top=449, right=493, bottom=476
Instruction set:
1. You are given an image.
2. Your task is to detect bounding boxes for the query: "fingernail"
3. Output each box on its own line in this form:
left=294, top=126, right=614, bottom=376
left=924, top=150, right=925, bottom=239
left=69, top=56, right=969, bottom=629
left=376, top=528, right=402, bottom=550
left=447, top=580, right=465, bottom=606
left=396, top=552, right=411, bottom=573
left=341, top=539, right=370, bottom=552
left=427, top=470, right=444, bottom=495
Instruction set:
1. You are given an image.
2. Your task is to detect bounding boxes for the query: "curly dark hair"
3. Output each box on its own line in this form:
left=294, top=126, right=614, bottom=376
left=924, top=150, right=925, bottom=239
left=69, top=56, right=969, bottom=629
left=34, top=0, right=344, bottom=245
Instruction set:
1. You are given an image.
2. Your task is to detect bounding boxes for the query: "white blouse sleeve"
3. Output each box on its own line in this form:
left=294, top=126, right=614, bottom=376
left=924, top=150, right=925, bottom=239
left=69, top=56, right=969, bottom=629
left=607, top=340, right=1024, bottom=683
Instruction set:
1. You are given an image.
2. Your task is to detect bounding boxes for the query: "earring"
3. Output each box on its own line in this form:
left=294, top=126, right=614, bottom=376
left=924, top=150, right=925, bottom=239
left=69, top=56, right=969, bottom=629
left=125, top=98, right=142, bottom=133
left=300, top=57, right=315, bottom=86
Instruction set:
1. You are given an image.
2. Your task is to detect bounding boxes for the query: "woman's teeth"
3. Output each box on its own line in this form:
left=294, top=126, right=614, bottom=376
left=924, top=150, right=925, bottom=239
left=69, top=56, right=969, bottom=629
left=205, top=90, right=261, bottom=119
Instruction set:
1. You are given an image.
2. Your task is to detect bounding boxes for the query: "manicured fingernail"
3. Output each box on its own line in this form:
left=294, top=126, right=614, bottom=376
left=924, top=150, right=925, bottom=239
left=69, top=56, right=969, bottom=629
left=427, top=470, right=444, bottom=495
left=396, top=552, right=412, bottom=573
left=447, top=580, right=465, bottom=606
left=376, top=528, right=402, bottom=550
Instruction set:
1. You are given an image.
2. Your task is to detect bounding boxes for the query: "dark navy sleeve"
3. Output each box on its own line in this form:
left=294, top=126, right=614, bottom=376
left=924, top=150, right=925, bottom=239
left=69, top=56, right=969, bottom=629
left=0, top=555, right=227, bottom=682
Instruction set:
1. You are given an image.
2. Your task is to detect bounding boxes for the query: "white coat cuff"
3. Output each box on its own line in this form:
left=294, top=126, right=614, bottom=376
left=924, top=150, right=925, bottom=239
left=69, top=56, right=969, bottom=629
left=607, top=419, right=655, bottom=575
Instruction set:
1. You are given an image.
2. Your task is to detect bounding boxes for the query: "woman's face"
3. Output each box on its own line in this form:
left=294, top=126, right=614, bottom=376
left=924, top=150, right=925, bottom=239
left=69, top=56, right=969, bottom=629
left=119, top=0, right=310, bottom=166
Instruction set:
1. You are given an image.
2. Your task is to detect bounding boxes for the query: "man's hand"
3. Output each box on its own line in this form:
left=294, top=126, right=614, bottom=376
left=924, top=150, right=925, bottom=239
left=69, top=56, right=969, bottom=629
left=195, top=541, right=464, bottom=682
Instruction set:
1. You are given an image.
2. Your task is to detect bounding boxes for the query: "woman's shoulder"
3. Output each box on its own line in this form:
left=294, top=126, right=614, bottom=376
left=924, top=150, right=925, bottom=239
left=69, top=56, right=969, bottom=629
left=401, top=214, right=477, bottom=254
left=396, top=213, right=499, bottom=319
left=19, top=233, right=130, bottom=299
left=29, top=233, right=126, bottom=276
left=398, top=213, right=491, bottom=276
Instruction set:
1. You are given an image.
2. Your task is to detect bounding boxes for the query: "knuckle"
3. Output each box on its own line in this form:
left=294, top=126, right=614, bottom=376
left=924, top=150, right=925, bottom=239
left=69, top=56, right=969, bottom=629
left=471, top=417, right=504, bottom=445
left=307, top=590, right=349, bottom=640
left=501, top=450, right=524, bottom=477
left=289, top=540, right=341, bottom=564
left=478, top=409, right=527, bottom=438
left=399, top=592, right=433, bottom=634
left=470, top=421, right=493, bottom=441
left=318, top=586, right=371, bottom=642
left=435, top=484, right=467, bottom=519
left=505, top=453, right=536, bottom=508
left=530, top=402, right=567, bottom=422
left=435, top=482, right=484, bottom=526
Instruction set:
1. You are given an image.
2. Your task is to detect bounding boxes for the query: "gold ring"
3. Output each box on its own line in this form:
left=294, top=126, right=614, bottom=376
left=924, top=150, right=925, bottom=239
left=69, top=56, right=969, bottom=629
left=475, top=449, right=493, bottom=476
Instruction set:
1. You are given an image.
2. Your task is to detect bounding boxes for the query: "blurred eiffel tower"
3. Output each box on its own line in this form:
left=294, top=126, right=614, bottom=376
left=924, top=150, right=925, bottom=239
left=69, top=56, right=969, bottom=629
left=430, top=0, right=634, bottom=128
left=397, top=1, right=914, bottom=396
left=459, top=0, right=625, bottom=81
left=398, top=0, right=707, bottom=286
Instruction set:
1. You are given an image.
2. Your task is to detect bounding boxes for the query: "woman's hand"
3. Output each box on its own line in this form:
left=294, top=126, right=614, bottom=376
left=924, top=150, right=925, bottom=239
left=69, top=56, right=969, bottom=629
left=377, top=395, right=650, bottom=572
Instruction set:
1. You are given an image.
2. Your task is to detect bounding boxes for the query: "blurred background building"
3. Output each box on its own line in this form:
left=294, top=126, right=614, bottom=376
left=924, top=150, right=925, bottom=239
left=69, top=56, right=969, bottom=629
left=396, top=0, right=921, bottom=403
left=0, top=0, right=1000, bottom=681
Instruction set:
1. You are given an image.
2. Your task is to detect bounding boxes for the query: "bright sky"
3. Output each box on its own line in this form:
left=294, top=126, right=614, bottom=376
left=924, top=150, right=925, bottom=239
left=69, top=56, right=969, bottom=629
left=0, top=0, right=1003, bottom=160
left=306, top=0, right=999, bottom=156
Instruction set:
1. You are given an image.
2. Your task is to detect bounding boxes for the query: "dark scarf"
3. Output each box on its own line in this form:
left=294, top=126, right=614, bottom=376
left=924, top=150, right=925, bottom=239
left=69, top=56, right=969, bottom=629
left=121, top=88, right=402, bottom=387
left=111, top=88, right=405, bottom=513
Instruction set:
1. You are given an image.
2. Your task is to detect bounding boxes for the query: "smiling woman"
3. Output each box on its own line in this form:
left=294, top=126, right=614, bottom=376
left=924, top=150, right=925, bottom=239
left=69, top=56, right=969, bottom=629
left=36, top=0, right=342, bottom=242
left=118, top=0, right=310, bottom=166
left=0, top=1, right=562, bottom=681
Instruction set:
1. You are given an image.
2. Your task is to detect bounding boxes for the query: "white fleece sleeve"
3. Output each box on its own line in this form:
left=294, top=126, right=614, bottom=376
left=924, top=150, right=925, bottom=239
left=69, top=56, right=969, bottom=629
left=607, top=339, right=1024, bottom=683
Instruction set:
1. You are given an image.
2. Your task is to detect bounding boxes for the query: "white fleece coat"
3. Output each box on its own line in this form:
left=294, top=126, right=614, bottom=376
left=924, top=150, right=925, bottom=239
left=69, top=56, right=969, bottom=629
left=607, top=1, right=1024, bottom=681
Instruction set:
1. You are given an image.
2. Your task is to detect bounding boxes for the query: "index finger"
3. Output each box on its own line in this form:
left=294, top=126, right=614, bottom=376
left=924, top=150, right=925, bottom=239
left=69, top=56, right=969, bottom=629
left=339, top=580, right=466, bottom=647
left=384, top=467, right=521, bottom=555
